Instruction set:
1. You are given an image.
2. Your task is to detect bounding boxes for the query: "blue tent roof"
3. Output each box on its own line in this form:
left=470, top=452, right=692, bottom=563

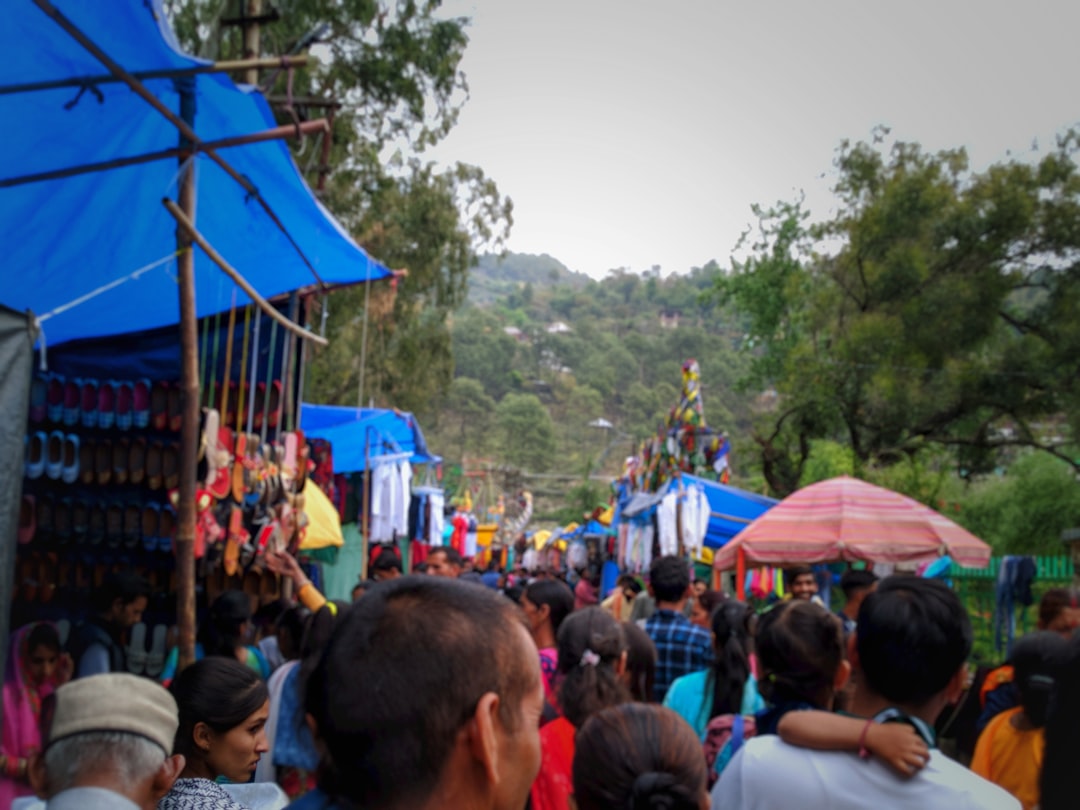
left=682, top=475, right=778, bottom=549
left=300, top=403, right=440, bottom=473
left=1, top=0, right=391, bottom=347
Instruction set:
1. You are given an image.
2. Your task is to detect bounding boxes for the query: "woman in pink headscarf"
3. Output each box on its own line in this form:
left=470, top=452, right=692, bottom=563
left=0, top=622, right=70, bottom=805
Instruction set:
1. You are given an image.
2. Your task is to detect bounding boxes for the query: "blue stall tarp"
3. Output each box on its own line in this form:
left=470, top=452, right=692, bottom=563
left=1, top=0, right=391, bottom=347
left=682, top=475, right=777, bottom=549
left=300, top=403, right=440, bottom=473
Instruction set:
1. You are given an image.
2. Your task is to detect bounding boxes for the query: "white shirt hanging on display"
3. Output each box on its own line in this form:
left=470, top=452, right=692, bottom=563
left=657, top=491, right=679, bottom=556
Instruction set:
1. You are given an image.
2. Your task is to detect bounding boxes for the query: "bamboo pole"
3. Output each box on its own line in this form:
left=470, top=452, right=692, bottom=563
left=0, top=119, right=331, bottom=190
left=162, top=198, right=329, bottom=347
left=361, top=430, right=371, bottom=580
left=31, top=0, right=327, bottom=289
left=175, top=88, right=199, bottom=671
left=0, top=55, right=309, bottom=97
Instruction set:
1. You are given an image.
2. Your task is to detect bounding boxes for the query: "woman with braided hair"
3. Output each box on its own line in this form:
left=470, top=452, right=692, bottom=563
left=529, top=606, right=631, bottom=810
left=574, top=702, right=708, bottom=810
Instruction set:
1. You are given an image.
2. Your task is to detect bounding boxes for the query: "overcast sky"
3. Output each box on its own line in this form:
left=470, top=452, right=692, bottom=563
left=425, top=0, right=1080, bottom=279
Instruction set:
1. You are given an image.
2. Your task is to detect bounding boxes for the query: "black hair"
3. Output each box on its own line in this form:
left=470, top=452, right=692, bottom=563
left=1042, top=634, right=1080, bottom=810
left=621, top=621, right=657, bottom=703
left=26, top=623, right=61, bottom=655
left=756, top=600, right=844, bottom=709
left=783, top=566, right=814, bottom=590
left=555, top=607, right=630, bottom=728
left=1012, top=631, right=1067, bottom=728
left=372, top=550, right=403, bottom=574
left=503, top=583, right=524, bottom=604
left=351, top=579, right=377, bottom=600
left=649, top=555, right=690, bottom=604
left=839, top=569, right=878, bottom=599
left=198, top=591, right=251, bottom=659
left=275, top=604, right=310, bottom=661
left=696, top=589, right=726, bottom=620
left=299, top=601, right=350, bottom=692
left=171, top=657, right=269, bottom=759
left=618, top=575, right=643, bottom=595
left=306, top=576, right=537, bottom=810
left=91, top=570, right=150, bottom=614
left=524, top=579, right=575, bottom=635
left=573, top=703, right=705, bottom=810
left=708, top=600, right=753, bottom=719
left=253, top=599, right=287, bottom=628
left=1038, top=588, right=1079, bottom=631
left=429, top=546, right=462, bottom=566
left=857, top=577, right=971, bottom=706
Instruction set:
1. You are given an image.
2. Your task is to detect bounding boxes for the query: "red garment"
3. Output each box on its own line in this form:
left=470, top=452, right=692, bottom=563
left=530, top=717, right=575, bottom=810
left=410, top=541, right=430, bottom=565
left=450, top=514, right=468, bottom=555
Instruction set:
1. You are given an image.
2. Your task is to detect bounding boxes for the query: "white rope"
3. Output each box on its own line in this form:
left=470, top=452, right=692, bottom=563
left=36, top=250, right=182, bottom=323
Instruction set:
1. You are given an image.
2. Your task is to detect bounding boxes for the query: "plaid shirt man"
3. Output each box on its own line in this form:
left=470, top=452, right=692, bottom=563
left=645, top=607, right=714, bottom=701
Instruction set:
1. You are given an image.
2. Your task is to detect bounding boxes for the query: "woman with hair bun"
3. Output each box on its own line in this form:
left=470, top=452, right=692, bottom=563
left=573, top=703, right=708, bottom=810
left=529, top=606, right=630, bottom=810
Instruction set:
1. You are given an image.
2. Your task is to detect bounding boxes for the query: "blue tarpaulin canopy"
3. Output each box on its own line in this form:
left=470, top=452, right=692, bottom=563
left=1, top=0, right=391, bottom=347
left=682, top=474, right=777, bottom=549
left=300, top=403, right=440, bottom=473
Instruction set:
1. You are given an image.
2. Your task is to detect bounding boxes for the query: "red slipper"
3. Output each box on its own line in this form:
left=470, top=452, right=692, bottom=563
left=151, top=381, right=170, bottom=431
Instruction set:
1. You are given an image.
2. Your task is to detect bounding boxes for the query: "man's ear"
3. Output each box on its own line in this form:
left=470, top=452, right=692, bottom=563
left=944, top=663, right=968, bottom=704
left=27, top=752, right=48, bottom=798
left=150, top=755, right=186, bottom=803
left=833, top=659, right=852, bottom=692
left=467, top=692, right=502, bottom=786
left=846, top=632, right=859, bottom=670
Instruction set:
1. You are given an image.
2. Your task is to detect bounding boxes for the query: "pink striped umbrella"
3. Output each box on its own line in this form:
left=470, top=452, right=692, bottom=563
left=713, top=475, right=991, bottom=570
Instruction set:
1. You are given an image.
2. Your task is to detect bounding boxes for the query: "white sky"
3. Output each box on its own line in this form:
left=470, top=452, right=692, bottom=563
left=425, top=0, right=1080, bottom=279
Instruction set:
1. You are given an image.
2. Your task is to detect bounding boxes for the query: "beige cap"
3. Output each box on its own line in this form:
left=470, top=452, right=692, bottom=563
left=47, top=673, right=178, bottom=754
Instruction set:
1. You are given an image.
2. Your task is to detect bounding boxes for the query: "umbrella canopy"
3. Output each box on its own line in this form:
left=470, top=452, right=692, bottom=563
left=713, top=475, right=991, bottom=570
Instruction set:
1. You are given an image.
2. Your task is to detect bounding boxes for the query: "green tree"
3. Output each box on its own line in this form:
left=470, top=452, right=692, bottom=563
left=438, top=376, right=496, bottom=458
left=713, top=133, right=1080, bottom=495
left=495, top=393, right=557, bottom=472
left=168, top=1, right=512, bottom=416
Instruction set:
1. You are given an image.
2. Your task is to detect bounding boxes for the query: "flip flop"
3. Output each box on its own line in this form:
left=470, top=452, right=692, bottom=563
left=62, top=378, right=80, bottom=427
left=71, top=499, right=88, bottom=549
left=45, top=430, right=65, bottom=480
left=98, top=381, right=117, bottom=429
left=147, top=441, right=164, bottom=491
left=163, top=443, right=180, bottom=491
left=232, top=432, right=248, bottom=503
left=151, top=381, right=169, bottom=431
left=133, top=379, right=152, bottom=429
left=142, top=503, right=161, bottom=553
left=127, top=622, right=148, bottom=675
left=129, top=438, right=146, bottom=486
left=144, top=625, right=168, bottom=678
left=224, top=506, right=243, bottom=576
left=167, top=384, right=183, bottom=433
left=159, top=504, right=176, bottom=555
left=25, top=431, right=46, bottom=479
left=61, top=433, right=80, bottom=484
left=105, top=503, right=124, bottom=549
left=80, top=379, right=99, bottom=428
left=87, top=502, right=106, bottom=547
left=29, top=376, right=47, bottom=423
left=95, top=438, right=112, bottom=486
left=46, top=374, right=65, bottom=423
left=18, top=495, right=35, bottom=545
left=123, top=502, right=141, bottom=551
left=79, top=437, right=95, bottom=485
left=112, top=437, right=129, bottom=486
left=267, top=380, right=283, bottom=430
left=115, top=381, right=134, bottom=431
left=54, top=498, right=73, bottom=548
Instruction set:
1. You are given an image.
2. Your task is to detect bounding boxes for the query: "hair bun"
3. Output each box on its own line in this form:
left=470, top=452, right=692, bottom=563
left=629, top=771, right=678, bottom=810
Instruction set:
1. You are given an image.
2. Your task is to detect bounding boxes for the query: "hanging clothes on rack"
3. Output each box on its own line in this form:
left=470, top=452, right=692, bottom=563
left=657, top=491, right=678, bottom=556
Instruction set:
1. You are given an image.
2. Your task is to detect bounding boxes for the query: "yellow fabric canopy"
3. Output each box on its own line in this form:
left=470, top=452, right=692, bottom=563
left=532, top=529, right=552, bottom=550
left=299, top=478, right=345, bottom=551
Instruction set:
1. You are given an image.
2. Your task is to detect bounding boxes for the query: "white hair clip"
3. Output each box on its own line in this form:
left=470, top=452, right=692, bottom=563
left=580, top=649, right=601, bottom=667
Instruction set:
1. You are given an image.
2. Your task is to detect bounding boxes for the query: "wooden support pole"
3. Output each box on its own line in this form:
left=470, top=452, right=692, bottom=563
left=1, top=119, right=330, bottom=190
left=0, top=55, right=309, bottom=97
left=162, top=198, right=329, bottom=347
left=175, top=87, right=199, bottom=671
left=32, top=0, right=327, bottom=290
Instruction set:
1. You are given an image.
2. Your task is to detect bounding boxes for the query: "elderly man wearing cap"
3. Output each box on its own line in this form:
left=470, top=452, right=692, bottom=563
left=25, top=673, right=184, bottom=810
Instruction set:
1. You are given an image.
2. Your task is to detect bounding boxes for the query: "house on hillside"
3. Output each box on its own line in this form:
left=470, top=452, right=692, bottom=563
left=546, top=321, right=572, bottom=334
left=503, top=326, right=529, bottom=343
left=659, top=309, right=681, bottom=330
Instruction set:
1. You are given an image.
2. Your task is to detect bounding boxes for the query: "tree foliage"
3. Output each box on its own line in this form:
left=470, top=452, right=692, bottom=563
left=714, top=132, right=1080, bottom=495
left=166, top=0, right=512, bottom=413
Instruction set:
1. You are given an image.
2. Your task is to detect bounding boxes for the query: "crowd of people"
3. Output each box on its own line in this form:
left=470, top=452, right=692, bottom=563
left=2, top=549, right=1079, bottom=810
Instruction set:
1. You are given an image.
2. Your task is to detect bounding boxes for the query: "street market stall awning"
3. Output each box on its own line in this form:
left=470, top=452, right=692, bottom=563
left=1, top=0, right=392, bottom=347
left=682, top=474, right=778, bottom=549
left=300, top=403, right=440, bottom=473
left=713, top=475, right=992, bottom=570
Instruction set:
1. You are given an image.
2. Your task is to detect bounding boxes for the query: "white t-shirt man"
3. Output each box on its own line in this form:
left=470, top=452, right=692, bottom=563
left=711, top=735, right=1019, bottom=810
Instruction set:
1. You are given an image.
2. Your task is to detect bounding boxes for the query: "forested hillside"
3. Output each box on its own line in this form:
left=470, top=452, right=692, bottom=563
left=422, top=254, right=757, bottom=515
